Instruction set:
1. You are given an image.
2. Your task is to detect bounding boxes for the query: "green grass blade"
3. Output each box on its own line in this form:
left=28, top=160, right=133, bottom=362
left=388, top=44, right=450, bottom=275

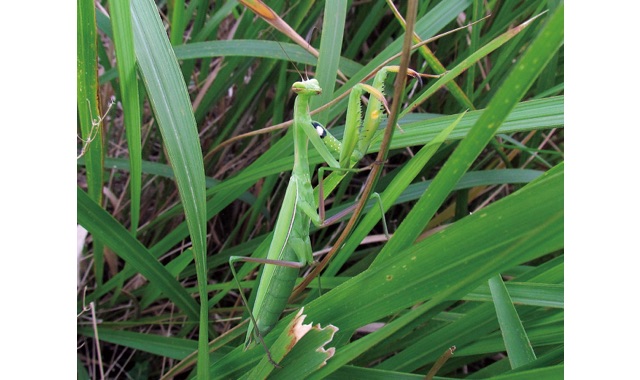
left=129, top=0, right=209, bottom=376
left=77, top=0, right=104, bottom=203
left=373, top=283, right=555, bottom=372
left=243, top=310, right=337, bottom=379
left=488, top=275, right=538, bottom=368
left=78, top=327, right=198, bottom=360
left=77, top=0, right=105, bottom=285
left=79, top=2, right=563, bottom=376
left=308, top=295, right=451, bottom=378
left=374, top=6, right=564, bottom=264
left=457, top=322, right=563, bottom=357
left=107, top=0, right=143, bottom=233
left=465, top=282, right=563, bottom=308
left=486, top=345, right=564, bottom=377
left=489, top=364, right=564, bottom=380
left=464, top=0, right=484, bottom=100
left=401, top=14, right=542, bottom=118
left=342, top=1, right=387, bottom=59
left=390, top=0, right=475, bottom=111
left=311, top=0, right=347, bottom=125
left=213, top=162, right=563, bottom=375
left=325, top=111, right=466, bottom=276
left=316, top=164, right=563, bottom=377
left=326, top=366, right=428, bottom=379
left=321, top=168, right=544, bottom=230
left=77, top=187, right=199, bottom=320
left=329, top=0, right=472, bottom=115
left=389, top=96, right=563, bottom=151
left=173, top=40, right=362, bottom=77
left=447, top=315, right=547, bottom=373
left=140, top=248, right=194, bottom=309
left=169, top=0, right=186, bottom=45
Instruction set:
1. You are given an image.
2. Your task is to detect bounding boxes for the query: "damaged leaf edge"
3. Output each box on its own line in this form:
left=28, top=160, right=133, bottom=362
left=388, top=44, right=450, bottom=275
left=287, top=307, right=313, bottom=350
left=312, top=323, right=339, bottom=366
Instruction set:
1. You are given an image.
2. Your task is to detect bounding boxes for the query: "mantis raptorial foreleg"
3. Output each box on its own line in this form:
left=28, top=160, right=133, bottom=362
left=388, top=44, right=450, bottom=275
left=228, top=66, right=418, bottom=365
left=316, top=66, right=419, bottom=199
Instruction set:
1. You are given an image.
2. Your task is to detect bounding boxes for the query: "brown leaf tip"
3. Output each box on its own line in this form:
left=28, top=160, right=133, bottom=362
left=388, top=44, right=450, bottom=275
left=287, top=307, right=312, bottom=350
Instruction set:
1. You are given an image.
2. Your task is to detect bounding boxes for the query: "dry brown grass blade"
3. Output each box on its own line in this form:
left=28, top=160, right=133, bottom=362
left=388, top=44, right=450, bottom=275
left=238, top=0, right=348, bottom=82
left=425, top=346, right=456, bottom=380
left=239, top=0, right=313, bottom=54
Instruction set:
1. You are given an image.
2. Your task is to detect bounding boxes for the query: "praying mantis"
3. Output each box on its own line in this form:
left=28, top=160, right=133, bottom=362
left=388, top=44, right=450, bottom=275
left=229, top=65, right=418, bottom=363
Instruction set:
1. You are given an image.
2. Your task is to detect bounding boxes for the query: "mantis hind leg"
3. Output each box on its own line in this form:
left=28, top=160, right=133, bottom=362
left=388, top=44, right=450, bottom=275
left=228, top=255, right=304, bottom=367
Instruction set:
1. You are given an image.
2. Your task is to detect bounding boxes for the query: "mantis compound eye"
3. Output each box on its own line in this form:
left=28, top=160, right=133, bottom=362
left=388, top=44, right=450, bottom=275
left=311, top=121, right=327, bottom=138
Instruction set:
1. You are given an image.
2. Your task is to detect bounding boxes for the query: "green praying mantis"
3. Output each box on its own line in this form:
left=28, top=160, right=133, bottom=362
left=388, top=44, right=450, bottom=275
left=229, top=65, right=419, bottom=364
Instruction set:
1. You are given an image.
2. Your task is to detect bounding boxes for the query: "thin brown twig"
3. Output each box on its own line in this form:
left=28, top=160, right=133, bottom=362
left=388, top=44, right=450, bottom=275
left=204, top=94, right=343, bottom=160
left=425, top=346, right=456, bottom=380
left=292, top=0, right=419, bottom=297
left=90, top=301, right=106, bottom=380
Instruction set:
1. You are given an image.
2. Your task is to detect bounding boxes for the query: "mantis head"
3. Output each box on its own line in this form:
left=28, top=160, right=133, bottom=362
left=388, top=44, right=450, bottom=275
left=292, top=79, right=322, bottom=96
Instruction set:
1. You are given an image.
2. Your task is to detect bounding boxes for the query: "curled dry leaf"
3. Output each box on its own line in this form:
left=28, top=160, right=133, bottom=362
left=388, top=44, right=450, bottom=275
left=288, top=308, right=313, bottom=350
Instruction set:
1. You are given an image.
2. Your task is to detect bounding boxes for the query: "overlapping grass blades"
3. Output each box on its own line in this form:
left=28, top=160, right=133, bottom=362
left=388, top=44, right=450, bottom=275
left=77, top=1, right=563, bottom=378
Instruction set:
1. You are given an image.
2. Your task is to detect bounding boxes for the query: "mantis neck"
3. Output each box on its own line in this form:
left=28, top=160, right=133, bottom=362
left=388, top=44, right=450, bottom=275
left=292, top=93, right=312, bottom=176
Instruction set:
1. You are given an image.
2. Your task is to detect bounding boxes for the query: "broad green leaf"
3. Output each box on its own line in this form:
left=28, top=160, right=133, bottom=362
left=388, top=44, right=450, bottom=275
left=107, top=0, right=142, bottom=232
left=77, top=0, right=103, bottom=204
left=373, top=5, right=564, bottom=265
left=213, top=162, right=563, bottom=376
left=173, top=40, right=362, bottom=77
left=489, top=275, right=538, bottom=368
left=77, top=0, right=105, bottom=285
left=130, top=0, right=209, bottom=376
left=311, top=0, right=347, bottom=124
